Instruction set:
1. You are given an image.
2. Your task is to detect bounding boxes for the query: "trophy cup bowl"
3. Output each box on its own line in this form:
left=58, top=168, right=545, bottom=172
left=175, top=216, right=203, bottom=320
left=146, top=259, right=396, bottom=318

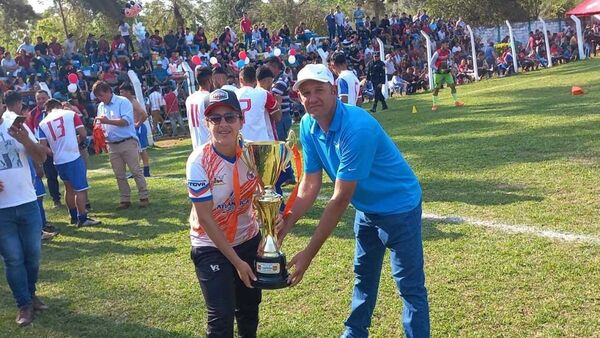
left=242, top=140, right=292, bottom=289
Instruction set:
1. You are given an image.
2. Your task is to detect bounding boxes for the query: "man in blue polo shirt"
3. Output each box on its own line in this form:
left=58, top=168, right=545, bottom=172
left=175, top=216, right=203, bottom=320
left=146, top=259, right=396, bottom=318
left=278, top=64, right=429, bottom=338
left=93, top=81, right=149, bottom=209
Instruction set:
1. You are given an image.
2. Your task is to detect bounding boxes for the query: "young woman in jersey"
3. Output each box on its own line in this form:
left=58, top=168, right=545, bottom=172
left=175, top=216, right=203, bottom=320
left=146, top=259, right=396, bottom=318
left=186, top=88, right=265, bottom=337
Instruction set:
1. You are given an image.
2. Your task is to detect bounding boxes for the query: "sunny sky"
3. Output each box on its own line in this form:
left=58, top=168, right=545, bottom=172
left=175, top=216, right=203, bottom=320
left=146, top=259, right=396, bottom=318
left=28, top=0, right=55, bottom=13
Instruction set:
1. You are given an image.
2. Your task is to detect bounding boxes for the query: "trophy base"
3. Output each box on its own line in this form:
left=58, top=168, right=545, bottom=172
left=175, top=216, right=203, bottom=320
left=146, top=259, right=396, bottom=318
left=253, top=254, right=289, bottom=290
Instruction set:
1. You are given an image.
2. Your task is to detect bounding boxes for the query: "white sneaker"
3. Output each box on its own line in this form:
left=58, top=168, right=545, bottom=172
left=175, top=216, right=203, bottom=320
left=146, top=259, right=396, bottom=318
left=77, top=218, right=102, bottom=227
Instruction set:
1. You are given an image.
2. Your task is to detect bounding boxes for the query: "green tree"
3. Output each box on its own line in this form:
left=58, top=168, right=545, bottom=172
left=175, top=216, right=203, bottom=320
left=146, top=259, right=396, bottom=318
left=205, top=0, right=255, bottom=36
left=425, top=0, right=529, bottom=26
left=139, top=0, right=206, bottom=34
left=249, top=0, right=355, bottom=37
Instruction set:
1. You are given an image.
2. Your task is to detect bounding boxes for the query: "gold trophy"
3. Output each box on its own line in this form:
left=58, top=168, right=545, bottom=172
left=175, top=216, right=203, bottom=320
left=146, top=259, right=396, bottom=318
left=242, top=132, right=299, bottom=289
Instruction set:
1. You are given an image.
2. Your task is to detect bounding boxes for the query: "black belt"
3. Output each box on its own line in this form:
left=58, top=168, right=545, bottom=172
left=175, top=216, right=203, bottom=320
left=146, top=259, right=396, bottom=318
left=107, top=137, right=133, bottom=145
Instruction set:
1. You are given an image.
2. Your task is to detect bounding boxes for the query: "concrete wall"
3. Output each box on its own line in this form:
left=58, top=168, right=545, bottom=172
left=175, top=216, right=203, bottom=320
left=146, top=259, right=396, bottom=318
left=472, top=19, right=566, bottom=44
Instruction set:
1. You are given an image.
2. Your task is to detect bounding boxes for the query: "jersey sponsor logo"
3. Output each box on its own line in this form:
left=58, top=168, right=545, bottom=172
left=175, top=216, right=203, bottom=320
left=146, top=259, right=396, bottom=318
left=210, top=264, right=220, bottom=272
left=215, top=199, right=251, bottom=212
left=213, top=174, right=225, bottom=186
left=188, top=180, right=209, bottom=196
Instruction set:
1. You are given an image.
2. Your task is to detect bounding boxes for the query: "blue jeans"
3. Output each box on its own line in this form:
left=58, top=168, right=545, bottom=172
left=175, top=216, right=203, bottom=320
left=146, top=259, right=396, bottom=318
left=245, top=32, right=252, bottom=48
left=328, top=26, right=336, bottom=41
left=337, top=25, right=345, bottom=39
left=342, top=202, right=430, bottom=338
left=0, top=201, right=42, bottom=308
left=275, top=112, right=292, bottom=142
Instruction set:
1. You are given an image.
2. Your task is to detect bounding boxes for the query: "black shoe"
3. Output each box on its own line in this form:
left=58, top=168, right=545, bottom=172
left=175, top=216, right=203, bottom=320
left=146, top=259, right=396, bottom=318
left=70, top=218, right=77, bottom=225
left=43, top=224, right=58, bottom=233
left=32, top=295, right=48, bottom=311
left=382, top=106, right=389, bottom=110
left=370, top=109, right=376, bottom=113
left=15, top=304, right=33, bottom=327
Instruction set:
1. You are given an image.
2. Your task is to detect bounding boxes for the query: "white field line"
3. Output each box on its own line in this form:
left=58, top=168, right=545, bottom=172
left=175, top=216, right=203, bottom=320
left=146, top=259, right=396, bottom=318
left=315, top=195, right=600, bottom=245
left=88, top=172, right=599, bottom=245
left=421, top=213, right=600, bottom=245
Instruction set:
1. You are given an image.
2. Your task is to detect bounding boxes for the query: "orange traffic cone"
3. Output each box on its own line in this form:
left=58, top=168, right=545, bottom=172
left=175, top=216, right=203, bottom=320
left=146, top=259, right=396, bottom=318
left=571, top=86, right=584, bottom=96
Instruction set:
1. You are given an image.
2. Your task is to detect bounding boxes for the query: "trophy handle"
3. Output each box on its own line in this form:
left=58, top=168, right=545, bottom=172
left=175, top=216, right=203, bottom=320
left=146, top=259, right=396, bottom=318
left=282, top=130, right=304, bottom=216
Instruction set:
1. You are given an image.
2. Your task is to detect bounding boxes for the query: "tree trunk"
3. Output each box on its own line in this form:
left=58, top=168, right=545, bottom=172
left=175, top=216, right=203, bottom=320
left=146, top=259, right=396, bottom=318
left=172, top=0, right=185, bottom=29
left=55, top=0, right=69, bottom=38
left=366, top=0, right=386, bottom=19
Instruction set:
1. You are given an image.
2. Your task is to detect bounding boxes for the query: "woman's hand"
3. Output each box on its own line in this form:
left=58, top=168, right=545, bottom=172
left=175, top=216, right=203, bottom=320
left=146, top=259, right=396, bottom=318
left=234, top=259, right=257, bottom=288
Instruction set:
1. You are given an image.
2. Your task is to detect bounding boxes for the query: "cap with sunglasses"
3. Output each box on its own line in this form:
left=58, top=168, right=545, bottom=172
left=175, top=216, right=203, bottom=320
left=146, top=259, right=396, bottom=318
left=203, top=89, right=241, bottom=116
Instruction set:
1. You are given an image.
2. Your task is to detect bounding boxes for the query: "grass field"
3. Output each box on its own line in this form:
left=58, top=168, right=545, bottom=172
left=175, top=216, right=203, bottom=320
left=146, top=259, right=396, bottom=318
left=1, top=59, right=599, bottom=338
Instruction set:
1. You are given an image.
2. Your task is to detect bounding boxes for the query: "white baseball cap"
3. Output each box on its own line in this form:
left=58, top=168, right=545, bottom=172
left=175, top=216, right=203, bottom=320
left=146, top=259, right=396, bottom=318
left=293, top=64, right=335, bottom=91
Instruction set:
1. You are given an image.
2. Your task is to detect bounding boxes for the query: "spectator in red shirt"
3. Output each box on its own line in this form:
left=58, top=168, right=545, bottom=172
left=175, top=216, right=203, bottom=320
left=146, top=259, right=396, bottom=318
left=193, top=27, right=207, bottom=50
left=163, top=86, right=185, bottom=137
left=97, top=34, right=110, bottom=54
left=15, top=50, right=32, bottom=75
left=111, top=35, right=127, bottom=57
left=48, top=37, right=63, bottom=59
left=240, top=12, right=253, bottom=48
left=150, top=29, right=165, bottom=53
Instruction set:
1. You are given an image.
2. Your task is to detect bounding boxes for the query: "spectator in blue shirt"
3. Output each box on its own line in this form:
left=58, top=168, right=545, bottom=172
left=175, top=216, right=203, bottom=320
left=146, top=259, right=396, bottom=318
left=353, top=4, right=365, bottom=28
left=93, top=81, right=149, bottom=209
left=324, top=9, right=336, bottom=42
left=278, top=64, right=430, bottom=338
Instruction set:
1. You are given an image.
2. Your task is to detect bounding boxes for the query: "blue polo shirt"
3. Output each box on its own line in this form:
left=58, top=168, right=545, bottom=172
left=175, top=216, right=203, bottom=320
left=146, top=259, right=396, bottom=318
left=96, top=94, right=138, bottom=143
left=299, top=101, right=421, bottom=215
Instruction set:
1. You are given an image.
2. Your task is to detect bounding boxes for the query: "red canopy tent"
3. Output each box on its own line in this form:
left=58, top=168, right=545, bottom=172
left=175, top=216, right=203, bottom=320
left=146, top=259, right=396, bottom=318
left=566, top=0, right=600, bottom=16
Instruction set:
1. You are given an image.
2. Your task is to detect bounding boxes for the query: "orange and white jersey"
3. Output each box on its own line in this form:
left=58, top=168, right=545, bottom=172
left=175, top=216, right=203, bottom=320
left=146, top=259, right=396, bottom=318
left=186, top=90, right=211, bottom=150
left=186, top=143, right=259, bottom=248
left=336, top=70, right=361, bottom=106
left=38, top=109, right=84, bottom=165
left=236, top=86, right=278, bottom=142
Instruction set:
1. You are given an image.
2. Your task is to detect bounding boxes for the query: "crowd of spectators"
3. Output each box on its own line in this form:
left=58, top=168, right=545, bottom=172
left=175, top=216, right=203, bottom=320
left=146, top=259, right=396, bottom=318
left=1, top=5, right=599, bottom=136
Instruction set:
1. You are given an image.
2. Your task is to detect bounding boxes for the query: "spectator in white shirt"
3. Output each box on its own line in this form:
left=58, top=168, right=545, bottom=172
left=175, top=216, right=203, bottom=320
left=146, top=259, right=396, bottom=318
left=0, top=90, right=48, bottom=327
left=147, top=86, right=165, bottom=134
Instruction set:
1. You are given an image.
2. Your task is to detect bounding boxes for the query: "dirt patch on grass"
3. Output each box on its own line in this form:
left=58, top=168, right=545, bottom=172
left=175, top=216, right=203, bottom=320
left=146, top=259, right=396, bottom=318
left=154, top=137, right=186, bottom=148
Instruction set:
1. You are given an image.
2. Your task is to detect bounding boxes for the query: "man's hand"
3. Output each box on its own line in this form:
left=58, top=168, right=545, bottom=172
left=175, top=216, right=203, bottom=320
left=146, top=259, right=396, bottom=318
left=287, top=249, right=314, bottom=287
left=95, top=116, right=109, bottom=124
left=0, top=180, right=4, bottom=193
left=8, top=125, right=31, bottom=145
left=234, top=259, right=257, bottom=288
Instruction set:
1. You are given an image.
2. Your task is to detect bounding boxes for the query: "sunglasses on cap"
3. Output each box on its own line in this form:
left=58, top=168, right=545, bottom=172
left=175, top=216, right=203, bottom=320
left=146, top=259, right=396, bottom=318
left=206, top=112, right=242, bottom=125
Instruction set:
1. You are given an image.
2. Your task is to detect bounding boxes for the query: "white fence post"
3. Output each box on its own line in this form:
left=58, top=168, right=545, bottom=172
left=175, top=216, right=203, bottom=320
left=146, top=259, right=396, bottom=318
left=127, top=70, right=154, bottom=146
left=181, top=61, right=196, bottom=96
left=570, top=15, right=586, bottom=60
left=317, top=48, right=328, bottom=65
left=420, top=31, right=434, bottom=90
left=466, top=24, right=479, bottom=80
left=376, top=38, right=389, bottom=99
left=539, top=17, right=553, bottom=67
left=505, top=20, right=519, bottom=73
